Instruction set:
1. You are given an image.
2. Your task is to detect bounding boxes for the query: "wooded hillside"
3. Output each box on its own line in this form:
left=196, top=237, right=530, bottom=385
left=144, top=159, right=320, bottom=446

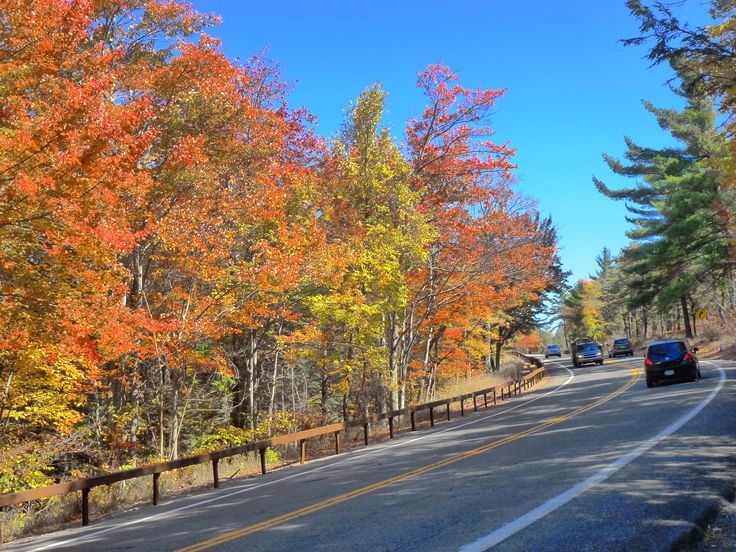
left=0, top=0, right=563, bottom=492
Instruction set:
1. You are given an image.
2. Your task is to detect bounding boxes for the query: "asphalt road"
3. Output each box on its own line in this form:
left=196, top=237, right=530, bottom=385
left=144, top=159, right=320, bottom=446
left=8, top=356, right=736, bottom=552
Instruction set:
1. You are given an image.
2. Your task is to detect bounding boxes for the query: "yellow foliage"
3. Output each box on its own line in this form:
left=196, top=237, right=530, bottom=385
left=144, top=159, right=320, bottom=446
left=5, top=346, right=88, bottom=435
left=0, top=442, right=54, bottom=493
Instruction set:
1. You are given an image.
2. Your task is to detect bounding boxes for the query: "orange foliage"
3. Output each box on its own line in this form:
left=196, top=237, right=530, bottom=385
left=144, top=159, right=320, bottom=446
left=399, top=65, right=558, bottom=398
left=0, top=0, right=562, bottom=461
left=515, top=333, right=544, bottom=354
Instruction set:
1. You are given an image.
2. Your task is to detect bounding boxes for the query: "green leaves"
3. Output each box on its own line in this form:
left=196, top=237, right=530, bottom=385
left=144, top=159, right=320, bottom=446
left=595, top=90, right=728, bottom=320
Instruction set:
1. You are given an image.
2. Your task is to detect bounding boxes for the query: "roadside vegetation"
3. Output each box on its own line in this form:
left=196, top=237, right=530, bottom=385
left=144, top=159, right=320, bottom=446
left=0, top=0, right=564, bottom=533
left=1, top=0, right=734, bottom=541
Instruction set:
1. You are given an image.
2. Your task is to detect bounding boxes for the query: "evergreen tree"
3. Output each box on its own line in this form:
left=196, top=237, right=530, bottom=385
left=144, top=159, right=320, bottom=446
left=594, top=83, right=728, bottom=337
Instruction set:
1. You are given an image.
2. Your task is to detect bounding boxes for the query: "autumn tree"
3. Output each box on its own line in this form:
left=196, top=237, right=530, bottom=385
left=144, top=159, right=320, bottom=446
left=298, top=83, right=430, bottom=419
left=0, top=0, right=322, bottom=465
left=483, top=213, right=567, bottom=371
left=0, top=0, right=163, bottom=464
left=112, top=32, right=320, bottom=453
left=562, top=279, right=606, bottom=342
left=514, top=333, right=544, bottom=354
left=401, top=65, right=561, bottom=402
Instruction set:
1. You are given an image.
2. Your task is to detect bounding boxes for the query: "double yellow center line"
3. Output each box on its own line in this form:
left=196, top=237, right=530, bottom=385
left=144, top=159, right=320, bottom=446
left=179, top=369, right=641, bottom=551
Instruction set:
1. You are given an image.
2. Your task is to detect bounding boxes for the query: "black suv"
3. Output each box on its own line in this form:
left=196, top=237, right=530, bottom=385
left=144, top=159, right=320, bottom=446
left=644, top=339, right=700, bottom=388
left=609, top=338, right=633, bottom=358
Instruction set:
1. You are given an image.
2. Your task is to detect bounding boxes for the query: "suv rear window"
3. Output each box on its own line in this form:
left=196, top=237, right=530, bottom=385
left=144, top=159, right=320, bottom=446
left=576, top=343, right=601, bottom=353
left=614, top=339, right=630, bottom=346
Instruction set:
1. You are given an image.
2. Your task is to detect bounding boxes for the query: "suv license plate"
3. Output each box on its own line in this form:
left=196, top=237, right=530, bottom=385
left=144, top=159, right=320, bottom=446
left=664, top=369, right=675, bottom=376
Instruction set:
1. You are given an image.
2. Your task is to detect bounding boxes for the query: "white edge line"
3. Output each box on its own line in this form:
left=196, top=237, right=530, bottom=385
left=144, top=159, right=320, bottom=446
left=458, top=363, right=726, bottom=552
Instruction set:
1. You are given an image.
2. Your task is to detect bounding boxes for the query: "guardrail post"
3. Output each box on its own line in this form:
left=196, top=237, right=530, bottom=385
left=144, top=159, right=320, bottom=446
left=492, top=387, right=497, bottom=405
left=152, top=473, right=160, bottom=506
left=473, top=394, right=478, bottom=412
left=259, top=447, right=267, bottom=474
left=411, top=410, right=417, bottom=431
left=213, top=458, right=220, bottom=489
left=460, top=398, right=465, bottom=416
left=388, top=416, right=394, bottom=438
left=363, top=422, right=369, bottom=446
left=429, top=406, right=435, bottom=427
left=334, top=431, right=341, bottom=454
left=299, top=440, right=307, bottom=464
left=446, top=402, right=451, bottom=421
left=82, top=488, right=90, bottom=526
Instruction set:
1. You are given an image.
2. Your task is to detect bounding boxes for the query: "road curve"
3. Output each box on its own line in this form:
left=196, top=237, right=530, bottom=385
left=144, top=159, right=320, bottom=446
left=7, top=356, right=736, bottom=552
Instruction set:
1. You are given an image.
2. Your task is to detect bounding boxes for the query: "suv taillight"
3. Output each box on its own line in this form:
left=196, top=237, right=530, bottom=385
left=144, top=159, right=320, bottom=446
left=644, top=357, right=654, bottom=367
left=683, top=352, right=693, bottom=362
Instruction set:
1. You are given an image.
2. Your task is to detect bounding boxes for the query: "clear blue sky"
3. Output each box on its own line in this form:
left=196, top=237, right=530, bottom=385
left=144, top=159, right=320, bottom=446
left=191, top=0, right=712, bottom=284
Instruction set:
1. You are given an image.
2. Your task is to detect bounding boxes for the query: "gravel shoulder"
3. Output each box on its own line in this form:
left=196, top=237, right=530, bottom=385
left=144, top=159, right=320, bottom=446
left=687, top=492, right=736, bottom=551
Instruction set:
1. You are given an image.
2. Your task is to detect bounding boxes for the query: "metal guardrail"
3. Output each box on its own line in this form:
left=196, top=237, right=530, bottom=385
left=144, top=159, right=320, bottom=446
left=0, top=365, right=545, bottom=526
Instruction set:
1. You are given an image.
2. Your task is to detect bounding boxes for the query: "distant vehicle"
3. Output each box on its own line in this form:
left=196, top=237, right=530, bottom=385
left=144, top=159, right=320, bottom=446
left=544, top=344, right=562, bottom=358
left=644, top=339, right=700, bottom=388
left=572, top=341, right=604, bottom=367
left=608, top=337, right=634, bottom=358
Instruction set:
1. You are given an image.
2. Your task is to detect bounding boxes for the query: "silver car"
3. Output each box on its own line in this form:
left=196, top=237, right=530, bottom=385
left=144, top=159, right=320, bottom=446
left=544, top=344, right=561, bottom=358
left=572, top=341, right=604, bottom=367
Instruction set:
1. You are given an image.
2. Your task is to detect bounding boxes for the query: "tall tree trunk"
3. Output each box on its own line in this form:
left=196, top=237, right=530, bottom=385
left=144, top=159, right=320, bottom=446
left=484, top=323, right=495, bottom=372
left=681, top=294, right=693, bottom=338
left=247, top=330, right=258, bottom=430
left=385, top=312, right=399, bottom=412
left=267, top=321, right=284, bottom=426
left=158, top=362, right=166, bottom=458
left=0, top=366, right=13, bottom=442
left=494, top=342, right=503, bottom=375
left=230, top=330, right=260, bottom=430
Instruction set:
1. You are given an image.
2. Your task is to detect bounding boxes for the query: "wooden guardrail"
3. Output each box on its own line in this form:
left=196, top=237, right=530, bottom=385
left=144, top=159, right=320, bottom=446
left=0, top=365, right=545, bottom=526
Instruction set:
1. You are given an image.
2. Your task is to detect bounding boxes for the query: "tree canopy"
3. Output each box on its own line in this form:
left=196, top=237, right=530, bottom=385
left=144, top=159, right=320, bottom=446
left=0, top=0, right=562, bottom=491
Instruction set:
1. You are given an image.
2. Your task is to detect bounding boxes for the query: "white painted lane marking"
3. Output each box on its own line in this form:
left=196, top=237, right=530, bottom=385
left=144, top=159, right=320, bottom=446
left=458, top=363, right=726, bottom=552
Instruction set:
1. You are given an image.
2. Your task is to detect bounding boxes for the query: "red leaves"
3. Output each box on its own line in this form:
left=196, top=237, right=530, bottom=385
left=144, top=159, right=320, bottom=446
left=398, top=64, right=559, bottom=393
left=407, top=64, right=515, bottom=193
left=1, top=0, right=562, bottom=455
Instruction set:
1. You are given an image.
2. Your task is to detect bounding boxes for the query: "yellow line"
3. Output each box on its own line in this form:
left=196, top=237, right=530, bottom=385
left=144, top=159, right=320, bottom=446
left=178, top=370, right=640, bottom=552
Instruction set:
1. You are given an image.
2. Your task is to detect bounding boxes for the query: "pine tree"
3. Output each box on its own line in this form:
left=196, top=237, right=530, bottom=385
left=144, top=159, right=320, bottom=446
left=594, top=82, right=728, bottom=337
